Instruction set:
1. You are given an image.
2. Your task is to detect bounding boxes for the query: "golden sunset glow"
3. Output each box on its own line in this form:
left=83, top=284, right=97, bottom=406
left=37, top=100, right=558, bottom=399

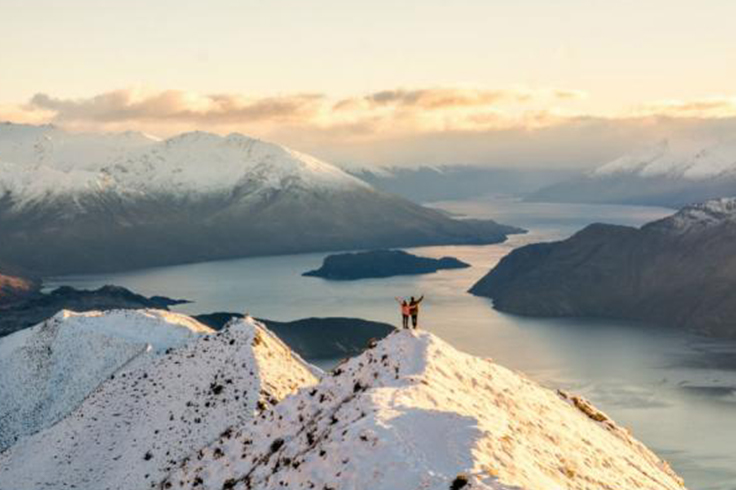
left=2, top=0, right=735, bottom=167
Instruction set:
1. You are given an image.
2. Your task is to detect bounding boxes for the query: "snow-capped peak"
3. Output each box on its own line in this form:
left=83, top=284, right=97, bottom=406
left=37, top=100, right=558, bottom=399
left=107, top=129, right=370, bottom=195
left=165, top=329, right=684, bottom=490
left=591, top=139, right=736, bottom=181
left=0, top=123, right=371, bottom=208
left=647, top=197, right=736, bottom=234
left=0, top=309, right=213, bottom=451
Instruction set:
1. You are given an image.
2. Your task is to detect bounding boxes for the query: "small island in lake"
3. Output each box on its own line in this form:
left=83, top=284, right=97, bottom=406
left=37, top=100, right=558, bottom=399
left=303, top=249, right=470, bottom=280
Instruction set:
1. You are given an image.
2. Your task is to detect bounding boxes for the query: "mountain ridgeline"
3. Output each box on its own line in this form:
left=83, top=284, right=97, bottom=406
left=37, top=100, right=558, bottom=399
left=0, top=123, right=521, bottom=276
left=0, top=310, right=685, bottom=490
left=529, top=140, right=736, bottom=207
left=470, top=198, right=736, bottom=338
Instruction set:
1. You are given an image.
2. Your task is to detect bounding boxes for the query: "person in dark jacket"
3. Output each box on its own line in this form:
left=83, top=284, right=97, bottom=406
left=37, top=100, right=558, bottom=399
left=409, top=295, right=424, bottom=329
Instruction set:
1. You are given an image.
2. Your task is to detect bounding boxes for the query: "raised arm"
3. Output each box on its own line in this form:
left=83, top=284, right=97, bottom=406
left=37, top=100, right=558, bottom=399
left=417, top=295, right=424, bottom=303
left=395, top=297, right=403, bottom=304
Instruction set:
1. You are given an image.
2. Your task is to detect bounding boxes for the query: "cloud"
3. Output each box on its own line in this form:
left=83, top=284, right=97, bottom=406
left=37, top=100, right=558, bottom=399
left=4, top=87, right=736, bottom=169
left=635, top=97, right=736, bottom=118
left=334, top=87, right=586, bottom=112
left=28, top=89, right=325, bottom=124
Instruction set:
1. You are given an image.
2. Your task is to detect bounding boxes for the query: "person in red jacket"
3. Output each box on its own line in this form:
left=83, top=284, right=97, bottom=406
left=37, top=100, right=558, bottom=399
left=409, top=295, right=424, bottom=329
left=395, top=297, right=411, bottom=329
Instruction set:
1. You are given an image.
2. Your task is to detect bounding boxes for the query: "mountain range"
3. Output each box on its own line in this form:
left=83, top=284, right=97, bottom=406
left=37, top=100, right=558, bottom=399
left=0, top=123, right=521, bottom=276
left=529, top=140, right=736, bottom=207
left=470, top=198, right=736, bottom=338
left=0, top=309, right=684, bottom=490
left=350, top=165, right=578, bottom=203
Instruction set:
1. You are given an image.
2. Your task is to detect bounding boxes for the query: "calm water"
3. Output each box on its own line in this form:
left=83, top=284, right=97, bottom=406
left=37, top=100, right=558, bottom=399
left=47, top=198, right=736, bottom=490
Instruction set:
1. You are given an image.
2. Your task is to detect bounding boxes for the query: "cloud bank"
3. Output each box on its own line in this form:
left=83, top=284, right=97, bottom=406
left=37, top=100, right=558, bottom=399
left=3, top=86, right=736, bottom=168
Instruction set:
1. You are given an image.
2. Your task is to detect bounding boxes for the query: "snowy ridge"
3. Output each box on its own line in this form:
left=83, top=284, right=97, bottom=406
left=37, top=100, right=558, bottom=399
left=0, top=309, right=212, bottom=452
left=0, top=123, right=370, bottom=209
left=0, top=316, right=319, bottom=490
left=0, top=122, right=157, bottom=170
left=164, top=329, right=685, bottom=490
left=647, top=197, right=736, bottom=233
left=592, top=139, right=736, bottom=181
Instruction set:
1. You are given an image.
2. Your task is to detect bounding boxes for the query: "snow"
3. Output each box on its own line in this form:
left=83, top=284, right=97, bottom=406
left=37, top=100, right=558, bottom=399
left=650, top=197, right=736, bottom=233
left=0, top=309, right=212, bottom=452
left=0, top=123, right=370, bottom=210
left=0, top=316, right=319, bottom=490
left=164, top=329, right=685, bottom=490
left=0, top=122, right=157, bottom=171
left=592, top=139, right=736, bottom=181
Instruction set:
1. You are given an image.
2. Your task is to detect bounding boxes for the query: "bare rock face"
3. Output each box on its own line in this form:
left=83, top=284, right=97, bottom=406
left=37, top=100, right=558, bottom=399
left=470, top=198, right=736, bottom=338
left=0, top=316, right=319, bottom=490
left=163, top=330, right=685, bottom=490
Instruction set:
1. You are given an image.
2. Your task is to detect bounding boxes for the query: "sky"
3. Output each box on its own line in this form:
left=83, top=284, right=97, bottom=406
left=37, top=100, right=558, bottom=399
left=1, top=0, right=736, bottom=167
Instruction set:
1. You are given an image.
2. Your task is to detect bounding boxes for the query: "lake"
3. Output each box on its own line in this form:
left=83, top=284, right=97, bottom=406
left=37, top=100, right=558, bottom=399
left=46, top=197, right=736, bottom=490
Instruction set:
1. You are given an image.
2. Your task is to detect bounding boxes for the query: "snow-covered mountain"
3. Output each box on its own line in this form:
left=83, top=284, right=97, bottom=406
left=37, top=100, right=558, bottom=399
left=649, top=196, right=736, bottom=233
left=0, top=316, right=319, bottom=490
left=0, top=123, right=520, bottom=275
left=163, top=329, right=685, bottom=490
left=528, top=140, right=736, bottom=207
left=0, top=309, right=212, bottom=451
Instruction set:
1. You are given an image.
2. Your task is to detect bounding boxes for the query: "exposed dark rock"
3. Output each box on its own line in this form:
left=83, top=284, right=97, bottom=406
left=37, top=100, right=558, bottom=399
left=303, top=249, right=470, bottom=280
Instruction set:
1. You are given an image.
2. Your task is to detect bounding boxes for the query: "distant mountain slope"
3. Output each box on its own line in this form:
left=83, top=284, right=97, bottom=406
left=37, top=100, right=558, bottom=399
left=470, top=198, right=736, bottom=338
left=194, top=313, right=396, bottom=358
left=0, top=316, right=318, bottom=490
left=0, top=124, right=521, bottom=276
left=164, top=329, right=684, bottom=490
left=350, top=165, right=579, bottom=203
left=528, top=140, right=736, bottom=207
left=0, top=309, right=212, bottom=451
left=0, top=285, right=188, bottom=338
